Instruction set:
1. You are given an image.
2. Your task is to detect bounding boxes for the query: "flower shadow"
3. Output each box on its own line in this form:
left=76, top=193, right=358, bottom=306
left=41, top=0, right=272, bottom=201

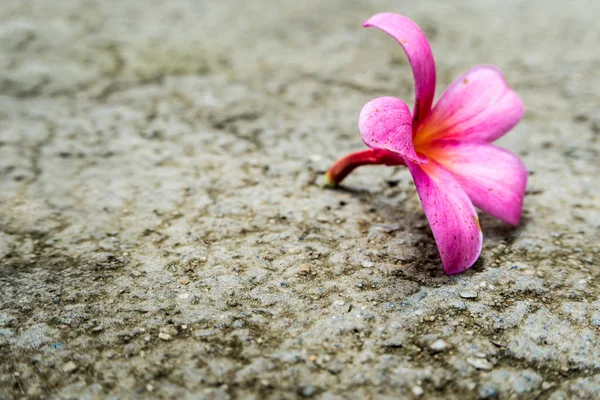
left=332, top=184, right=531, bottom=283
left=479, top=213, right=530, bottom=245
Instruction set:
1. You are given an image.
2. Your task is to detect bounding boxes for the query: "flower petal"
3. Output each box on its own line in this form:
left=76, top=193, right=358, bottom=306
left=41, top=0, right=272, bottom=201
left=407, top=160, right=483, bottom=275
left=363, top=13, right=436, bottom=127
left=425, top=140, right=527, bottom=226
left=415, top=65, right=524, bottom=145
left=359, top=96, right=425, bottom=163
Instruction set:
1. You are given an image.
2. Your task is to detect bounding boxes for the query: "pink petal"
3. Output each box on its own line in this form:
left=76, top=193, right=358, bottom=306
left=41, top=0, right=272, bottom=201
left=359, top=96, right=425, bottom=164
left=407, top=160, right=483, bottom=275
left=363, top=13, right=436, bottom=127
left=416, top=65, right=524, bottom=144
left=426, top=140, right=527, bottom=226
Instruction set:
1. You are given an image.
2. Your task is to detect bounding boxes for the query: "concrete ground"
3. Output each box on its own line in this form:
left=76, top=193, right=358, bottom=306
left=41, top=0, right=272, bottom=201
left=1, top=0, right=599, bottom=399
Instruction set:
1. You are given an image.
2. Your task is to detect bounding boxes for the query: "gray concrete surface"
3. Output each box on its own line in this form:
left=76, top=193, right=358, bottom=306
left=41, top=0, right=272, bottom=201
left=1, top=0, right=599, bottom=399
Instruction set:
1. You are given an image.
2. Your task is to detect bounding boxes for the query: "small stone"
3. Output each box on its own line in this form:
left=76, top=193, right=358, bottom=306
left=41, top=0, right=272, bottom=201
left=298, top=264, right=311, bottom=275
left=179, top=277, right=190, bottom=285
left=430, top=339, right=448, bottom=352
left=146, top=384, right=154, bottom=392
left=181, top=325, right=188, bottom=330
left=459, top=291, right=478, bottom=299
left=308, top=354, right=318, bottom=361
left=226, top=299, right=239, bottom=307
left=467, top=357, right=493, bottom=370
left=131, top=270, right=142, bottom=277
left=301, top=385, right=315, bottom=397
left=478, top=385, right=498, bottom=399
left=123, top=343, right=136, bottom=356
left=160, top=326, right=178, bottom=336
left=541, top=381, right=555, bottom=391
left=361, top=261, right=374, bottom=268
left=62, top=361, right=78, bottom=373
left=158, top=332, right=172, bottom=341
left=412, top=386, right=424, bottom=397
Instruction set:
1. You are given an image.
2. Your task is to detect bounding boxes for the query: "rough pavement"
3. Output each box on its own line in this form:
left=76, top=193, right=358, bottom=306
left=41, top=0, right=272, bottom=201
left=1, top=0, right=599, bottom=399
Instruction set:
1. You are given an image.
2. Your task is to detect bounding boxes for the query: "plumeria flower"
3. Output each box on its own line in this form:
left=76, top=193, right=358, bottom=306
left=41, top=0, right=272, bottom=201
left=325, top=13, right=526, bottom=275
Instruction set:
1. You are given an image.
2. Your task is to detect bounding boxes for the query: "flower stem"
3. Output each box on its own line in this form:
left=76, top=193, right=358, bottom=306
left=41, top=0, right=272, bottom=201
left=324, top=149, right=406, bottom=187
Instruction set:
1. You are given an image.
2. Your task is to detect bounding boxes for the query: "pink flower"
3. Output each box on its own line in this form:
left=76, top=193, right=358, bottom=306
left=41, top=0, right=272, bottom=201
left=325, top=13, right=527, bottom=275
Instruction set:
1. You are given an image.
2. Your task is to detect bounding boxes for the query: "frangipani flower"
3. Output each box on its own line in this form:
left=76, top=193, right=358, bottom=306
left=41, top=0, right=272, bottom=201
left=325, top=13, right=527, bottom=275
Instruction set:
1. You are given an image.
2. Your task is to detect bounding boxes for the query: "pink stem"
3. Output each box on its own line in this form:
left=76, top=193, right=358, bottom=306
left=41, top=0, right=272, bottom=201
left=325, top=149, right=406, bottom=186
